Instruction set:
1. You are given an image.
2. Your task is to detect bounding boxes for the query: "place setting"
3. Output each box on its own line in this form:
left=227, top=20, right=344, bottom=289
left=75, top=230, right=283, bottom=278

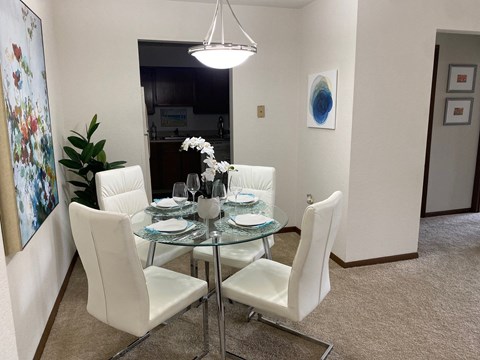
left=214, top=212, right=278, bottom=234
left=145, top=180, right=198, bottom=217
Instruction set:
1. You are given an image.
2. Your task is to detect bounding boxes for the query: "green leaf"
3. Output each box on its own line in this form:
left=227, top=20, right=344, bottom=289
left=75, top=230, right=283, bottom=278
left=81, top=143, right=95, bottom=162
left=92, top=140, right=106, bottom=158
left=63, top=146, right=81, bottom=162
left=87, top=114, right=98, bottom=139
left=68, top=180, right=89, bottom=188
left=96, top=150, right=106, bottom=163
left=59, top=159, right=83, bottom=169
left=87, top=123, right=100, bottom=140
left=108, top=161, right=127, bottom=169
left=70, top=130, right=86, bottom=141
left=68, top=136, right=88, bottom=149
left=78, top=166, right=90, bottom=176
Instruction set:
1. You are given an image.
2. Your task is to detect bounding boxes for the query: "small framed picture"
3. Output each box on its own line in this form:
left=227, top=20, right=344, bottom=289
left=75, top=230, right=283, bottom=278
left=444, top=98, right=473, bottom=125
left=447, top=64, right=477, bottom=92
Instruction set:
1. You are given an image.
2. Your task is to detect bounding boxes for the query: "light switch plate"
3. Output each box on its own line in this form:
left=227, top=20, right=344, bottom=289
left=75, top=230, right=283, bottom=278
left=257, top=105, right=265, bottom=118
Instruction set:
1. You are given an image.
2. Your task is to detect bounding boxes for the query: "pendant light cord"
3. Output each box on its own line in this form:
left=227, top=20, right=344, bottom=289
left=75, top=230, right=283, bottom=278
left=203, top=0, right=257, bottom=47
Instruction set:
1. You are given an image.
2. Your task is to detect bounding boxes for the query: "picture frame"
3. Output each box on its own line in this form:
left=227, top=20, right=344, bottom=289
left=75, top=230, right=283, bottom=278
left=0, top=0, right=58, bottom=254
left=307, top=70, right=337, bottom=129
left=447, top=64, right=477, bottom=93
left=443, top=98, right=473, bottom=125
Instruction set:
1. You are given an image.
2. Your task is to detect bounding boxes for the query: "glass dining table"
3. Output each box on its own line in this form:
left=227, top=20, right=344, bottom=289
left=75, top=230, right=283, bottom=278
left=130, top=200, right=288, bottom=359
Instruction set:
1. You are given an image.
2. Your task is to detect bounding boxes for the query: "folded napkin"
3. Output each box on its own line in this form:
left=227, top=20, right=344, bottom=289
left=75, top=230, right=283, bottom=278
left=151, top=198, right=178, bottom=208
left=146, top=218, right=188, bottom=233
left=227, top=193, right=257, bottom=204
left=230, top=214, right=273, bottom=227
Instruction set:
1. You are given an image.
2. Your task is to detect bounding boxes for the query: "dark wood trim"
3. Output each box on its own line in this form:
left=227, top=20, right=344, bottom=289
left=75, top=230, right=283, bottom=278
left=330, top=252, right=419, bottom=268
left=471, top=126, right=480, bottom=212
left=421, top=45, right=440, bottom=218
left=282, top=228, right=418, bottom=268
left=422, top=208, right=471, bottom=218
left=33, top=252, right=78, bottom=360
left=277, top=226, right=300, bottom=235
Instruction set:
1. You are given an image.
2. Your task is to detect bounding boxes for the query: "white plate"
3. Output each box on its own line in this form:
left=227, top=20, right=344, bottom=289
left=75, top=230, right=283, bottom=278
left=151, top=199, right=191, bottom=209
left=227, top=194, right=258, bottom=204
left=231, top=214, right=271, bottom=226
left=146, top=218, right=189, bottom=233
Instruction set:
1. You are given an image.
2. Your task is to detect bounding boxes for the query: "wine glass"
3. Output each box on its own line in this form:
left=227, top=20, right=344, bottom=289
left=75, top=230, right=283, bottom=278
left=172, top=182, right=188, bottom=218
left=229, top=172, right=243, bottom=215
left=212, top=180, right=227, bottom=219
left=186, top=173, right=200, bottom=203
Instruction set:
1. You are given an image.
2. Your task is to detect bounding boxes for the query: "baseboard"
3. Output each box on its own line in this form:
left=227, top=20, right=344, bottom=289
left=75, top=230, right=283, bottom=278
left=330, top=252, right=419, bottom=268
left=33, top=252, right=78, bottom=360
left=423, top=208, right=471, bottom=218
left=281, top=227, right=418, bottom=268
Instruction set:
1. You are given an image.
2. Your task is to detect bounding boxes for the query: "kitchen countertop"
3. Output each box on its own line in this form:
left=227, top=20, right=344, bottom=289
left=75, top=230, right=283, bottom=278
left=150, top=136, right=230, bottom=143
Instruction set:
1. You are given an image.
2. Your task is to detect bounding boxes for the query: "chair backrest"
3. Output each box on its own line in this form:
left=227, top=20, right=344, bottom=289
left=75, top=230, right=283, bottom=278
left=96, top=165, right=149, bottom=215
left=287, top=191, right=343, bottom=322
left=230, top=164, right=276, bottom=206
left=69, top=202, right=150, bottom=336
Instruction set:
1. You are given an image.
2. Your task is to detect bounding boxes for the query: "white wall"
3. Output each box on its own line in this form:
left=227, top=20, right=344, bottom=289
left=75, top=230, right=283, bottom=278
left=0, top=226, right=18, bottom=360
left=51, top=0, right=300, bottom=222
left=427, top=33, right=480, bottom=213
left=348, top=0, right=480, bottom=262
left=296, top=0, right=358, bottom=260
left=3, top=0, right=75, bottom=359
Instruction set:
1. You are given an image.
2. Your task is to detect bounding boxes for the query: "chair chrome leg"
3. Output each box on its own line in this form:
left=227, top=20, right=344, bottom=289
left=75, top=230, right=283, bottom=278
left=262, top=237, right=272, bottom=260
left=204, top=261, right=210, bottom=289
left=191, top=253, right=198, bottom=278
left=193, top=296, right=210, bottom=359
left=256, top=314, right=333, bottom=360
left=109, top=332, right=150, bottom=359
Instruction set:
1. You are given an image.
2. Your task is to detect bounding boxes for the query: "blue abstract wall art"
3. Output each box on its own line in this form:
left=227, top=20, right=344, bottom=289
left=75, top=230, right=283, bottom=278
left=307, top=70, right=337, bottom=129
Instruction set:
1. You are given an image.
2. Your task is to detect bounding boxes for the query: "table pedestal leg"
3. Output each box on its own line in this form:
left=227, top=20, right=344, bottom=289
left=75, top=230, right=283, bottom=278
left=211, top=231, right=226, bottom=360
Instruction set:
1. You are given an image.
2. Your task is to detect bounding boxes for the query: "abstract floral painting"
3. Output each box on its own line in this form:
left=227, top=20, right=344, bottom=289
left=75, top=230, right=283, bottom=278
left=307, top=70, right=337, bottom=129
left=0, top=0, right=58, bottom=253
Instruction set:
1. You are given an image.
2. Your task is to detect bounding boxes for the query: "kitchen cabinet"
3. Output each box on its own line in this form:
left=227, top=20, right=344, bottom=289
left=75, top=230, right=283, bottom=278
left=141, top=66, right=229, bottom=114
left=139, top=67, right=155, bottom=115
left=154, top=68, right=195, bottom=106
left=193, top=68, right=229, bottom=114
left=149, top=141, right=201, bottom=197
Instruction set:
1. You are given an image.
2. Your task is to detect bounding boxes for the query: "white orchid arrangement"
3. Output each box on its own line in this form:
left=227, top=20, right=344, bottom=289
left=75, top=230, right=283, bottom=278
left=180, top=137, right=234, bottom=182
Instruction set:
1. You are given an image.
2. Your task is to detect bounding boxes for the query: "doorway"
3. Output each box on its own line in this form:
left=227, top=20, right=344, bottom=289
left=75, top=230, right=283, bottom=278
left=138, top=41, right=232, bottom=198
left=421, top=33, right=480, bottom=217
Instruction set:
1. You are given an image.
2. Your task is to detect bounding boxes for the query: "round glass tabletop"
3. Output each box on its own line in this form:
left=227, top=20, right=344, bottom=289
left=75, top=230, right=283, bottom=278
left=131, top=201, right=288, bottom=247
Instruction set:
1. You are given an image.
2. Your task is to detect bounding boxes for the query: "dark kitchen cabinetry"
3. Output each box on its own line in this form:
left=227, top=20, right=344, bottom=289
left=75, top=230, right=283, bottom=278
left=139, top=67, right=155, bottom=115
left=149, top=141, right=201, bottom=197
left=139, top=66, right=229, bottom=114
left=154, top=68, right=194, bottom=106
left=193, top=68, right=229, bottom=114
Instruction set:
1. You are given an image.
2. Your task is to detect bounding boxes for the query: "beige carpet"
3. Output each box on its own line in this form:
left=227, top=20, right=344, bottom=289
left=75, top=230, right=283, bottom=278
left=41, top=214, right=480, bottom=359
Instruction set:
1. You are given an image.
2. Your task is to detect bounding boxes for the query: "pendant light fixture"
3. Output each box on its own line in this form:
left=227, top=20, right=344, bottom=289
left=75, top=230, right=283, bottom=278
left=188, top=0, right=257, bottom=69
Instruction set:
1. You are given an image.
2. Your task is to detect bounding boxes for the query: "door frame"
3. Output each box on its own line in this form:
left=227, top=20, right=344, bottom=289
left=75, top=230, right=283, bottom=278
left=422, top=44, right=480, bottom=217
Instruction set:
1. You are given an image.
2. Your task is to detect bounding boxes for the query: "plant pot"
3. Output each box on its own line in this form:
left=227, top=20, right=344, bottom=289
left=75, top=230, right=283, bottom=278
left=197, top=196, right=221, bottom=220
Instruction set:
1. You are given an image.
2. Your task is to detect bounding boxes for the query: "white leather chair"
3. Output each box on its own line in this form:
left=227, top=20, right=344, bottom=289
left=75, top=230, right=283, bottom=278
left=69, top=202, right=209, bottom=358
left=192, top=164, right=276, bottom=282
left=95, top=165, right=191, bottom=268
left=222, top=191, right=343, bottom=359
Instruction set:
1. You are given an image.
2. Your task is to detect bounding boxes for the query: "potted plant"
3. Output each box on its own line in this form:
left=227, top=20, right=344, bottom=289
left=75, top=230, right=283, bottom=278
left=59, top=114, right=126, bottom=208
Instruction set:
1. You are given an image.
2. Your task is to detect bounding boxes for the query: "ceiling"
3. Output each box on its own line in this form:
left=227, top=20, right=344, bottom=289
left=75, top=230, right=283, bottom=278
left=168, top=0, right=315, bottom=9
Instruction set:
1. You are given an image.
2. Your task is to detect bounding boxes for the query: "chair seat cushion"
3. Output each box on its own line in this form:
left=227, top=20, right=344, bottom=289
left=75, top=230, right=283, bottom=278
left=144, top=266, right=207, bottom=328
left=193, top=236, right=274, bottom=269
left=222, top=258, right=292, bottom=319
left=135, top=236, right=192, bottom=268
